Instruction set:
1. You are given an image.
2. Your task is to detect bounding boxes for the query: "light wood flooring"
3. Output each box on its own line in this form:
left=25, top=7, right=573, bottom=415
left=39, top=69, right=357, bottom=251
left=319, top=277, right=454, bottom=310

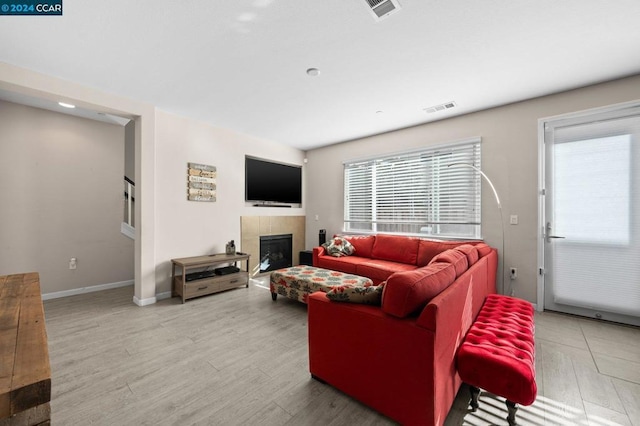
left=43, top=278, right=640, bottom=425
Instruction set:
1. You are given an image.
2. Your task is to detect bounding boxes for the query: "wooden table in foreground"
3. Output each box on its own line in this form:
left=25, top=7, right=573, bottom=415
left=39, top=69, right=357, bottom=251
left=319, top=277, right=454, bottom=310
left=171, top=253, right=251, bottom=303
left=0, top=273, right=51, bottom=426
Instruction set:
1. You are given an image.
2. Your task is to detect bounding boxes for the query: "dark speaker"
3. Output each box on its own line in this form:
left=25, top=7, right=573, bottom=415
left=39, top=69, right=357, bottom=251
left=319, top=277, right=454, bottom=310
left=299, top=250, right=313, bottom=266
left=319, top=229, right=326, bottom=246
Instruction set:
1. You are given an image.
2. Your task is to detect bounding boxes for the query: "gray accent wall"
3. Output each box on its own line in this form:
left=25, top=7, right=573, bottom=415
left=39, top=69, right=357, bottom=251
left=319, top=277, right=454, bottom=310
left=304, top=74, right=640, bottom=304
left=0, top=100, right=134, bottom=294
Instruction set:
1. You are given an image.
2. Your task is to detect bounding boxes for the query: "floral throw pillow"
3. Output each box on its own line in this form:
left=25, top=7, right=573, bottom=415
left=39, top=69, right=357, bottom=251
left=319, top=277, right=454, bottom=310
left=322, top=237, right=356, bottom=257
left=325, top=282, right=384, bottom=305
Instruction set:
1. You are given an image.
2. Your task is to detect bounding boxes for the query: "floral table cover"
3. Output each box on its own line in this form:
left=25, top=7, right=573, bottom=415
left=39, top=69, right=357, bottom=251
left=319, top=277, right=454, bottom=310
left=269, top=265, right=373, bottom=303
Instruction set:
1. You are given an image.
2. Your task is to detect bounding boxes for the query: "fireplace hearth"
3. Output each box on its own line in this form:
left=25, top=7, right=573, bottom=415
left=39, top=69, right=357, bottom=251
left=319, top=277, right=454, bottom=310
left=259, top=234, right=293, bottom=273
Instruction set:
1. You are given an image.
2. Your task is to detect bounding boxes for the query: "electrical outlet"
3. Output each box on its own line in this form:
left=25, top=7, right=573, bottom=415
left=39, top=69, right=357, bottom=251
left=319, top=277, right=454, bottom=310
left=69, top=258, right=77, bottom=270
left=510, top=215, right=519, bottom=225
left=510, top=267, right=517, bottom=280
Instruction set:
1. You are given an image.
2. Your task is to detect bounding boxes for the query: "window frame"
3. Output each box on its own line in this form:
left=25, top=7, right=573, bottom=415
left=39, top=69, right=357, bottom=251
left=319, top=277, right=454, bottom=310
left=343, top=137, right=482, bottom=240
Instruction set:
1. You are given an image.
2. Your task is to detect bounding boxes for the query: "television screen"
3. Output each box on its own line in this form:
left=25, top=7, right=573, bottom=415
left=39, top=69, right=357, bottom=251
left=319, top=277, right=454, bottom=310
left=245, top=156, right=302, bottom=204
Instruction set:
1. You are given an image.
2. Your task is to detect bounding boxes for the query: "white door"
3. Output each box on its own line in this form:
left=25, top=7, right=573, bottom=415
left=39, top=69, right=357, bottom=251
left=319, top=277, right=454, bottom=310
left=542, top=104, right=640, bottom=326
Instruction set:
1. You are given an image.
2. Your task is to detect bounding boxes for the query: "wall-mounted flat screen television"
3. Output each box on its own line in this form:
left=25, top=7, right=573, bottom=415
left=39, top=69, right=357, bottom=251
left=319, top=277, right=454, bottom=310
left=245, top=156, right=302, bottom=205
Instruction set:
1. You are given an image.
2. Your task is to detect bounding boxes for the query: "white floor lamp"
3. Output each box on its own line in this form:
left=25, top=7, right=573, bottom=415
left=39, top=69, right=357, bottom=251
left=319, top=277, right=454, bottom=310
left=448, top=163, right=506, bottom=295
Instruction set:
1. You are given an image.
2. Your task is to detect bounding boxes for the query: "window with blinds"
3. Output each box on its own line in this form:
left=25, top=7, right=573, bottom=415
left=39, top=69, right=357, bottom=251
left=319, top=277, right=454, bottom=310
left=344, top=138, right=482, bottom=238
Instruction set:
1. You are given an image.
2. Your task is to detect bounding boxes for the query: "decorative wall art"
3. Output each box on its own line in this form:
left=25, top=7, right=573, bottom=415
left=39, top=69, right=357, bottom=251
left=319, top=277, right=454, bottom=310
left=187, top=162, right=217, bottom=202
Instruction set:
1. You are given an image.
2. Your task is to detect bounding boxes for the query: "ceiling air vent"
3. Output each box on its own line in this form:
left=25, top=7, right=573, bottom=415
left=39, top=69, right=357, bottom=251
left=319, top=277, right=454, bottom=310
left=424, top=101, right=457, bottom=114
left=365, top=0, right=401, bottom=21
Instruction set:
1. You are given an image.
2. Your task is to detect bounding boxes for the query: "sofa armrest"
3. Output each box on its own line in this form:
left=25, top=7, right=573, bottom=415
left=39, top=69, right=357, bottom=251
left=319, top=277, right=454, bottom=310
left=312, top=246, right=326, bottom=266
left=417, top=249, right=497, bottom=333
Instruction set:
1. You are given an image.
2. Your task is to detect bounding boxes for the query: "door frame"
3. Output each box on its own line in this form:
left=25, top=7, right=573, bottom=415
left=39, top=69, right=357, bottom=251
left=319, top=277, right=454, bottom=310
left=537, top=99, right=640, bottom=313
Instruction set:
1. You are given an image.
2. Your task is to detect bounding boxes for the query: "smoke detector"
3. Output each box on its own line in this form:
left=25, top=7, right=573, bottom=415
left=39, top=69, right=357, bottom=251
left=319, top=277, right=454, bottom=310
left=424, top=101, right=457, bottom=114
left=364, top=0, right=401, bottom=21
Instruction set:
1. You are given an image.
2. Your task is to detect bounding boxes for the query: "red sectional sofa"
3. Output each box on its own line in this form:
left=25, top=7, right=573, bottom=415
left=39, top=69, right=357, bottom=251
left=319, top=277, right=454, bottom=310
left=308, top=234, right=497, bottom=426
left=312, top=233, right=491, bottom=284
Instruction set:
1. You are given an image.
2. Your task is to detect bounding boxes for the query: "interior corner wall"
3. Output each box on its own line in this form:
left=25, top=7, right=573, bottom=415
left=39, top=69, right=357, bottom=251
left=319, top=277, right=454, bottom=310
left=304, top=74, right=640, bottom=305
left=0, top=100, right=134, bottom=293
left=0, top=61, right=156, bottom=306
left=153, top=109, right=306, bottom=295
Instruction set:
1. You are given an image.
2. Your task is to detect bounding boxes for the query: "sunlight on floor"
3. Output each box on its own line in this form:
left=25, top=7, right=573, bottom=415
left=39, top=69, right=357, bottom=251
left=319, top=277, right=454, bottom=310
left=462, top=392, right=629, bottom=426
left=250, top=276, right=637, bottom=426
left=250, top=277, right=270, bottom=291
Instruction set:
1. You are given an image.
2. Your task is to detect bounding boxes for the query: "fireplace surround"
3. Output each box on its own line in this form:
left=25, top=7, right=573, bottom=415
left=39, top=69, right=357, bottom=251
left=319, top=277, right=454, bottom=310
left=240, top=216, right=305, bottom=275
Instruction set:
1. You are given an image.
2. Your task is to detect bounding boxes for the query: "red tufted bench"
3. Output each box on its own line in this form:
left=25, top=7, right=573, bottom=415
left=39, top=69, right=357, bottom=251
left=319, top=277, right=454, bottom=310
left=457, top=294, right=536, bottom=426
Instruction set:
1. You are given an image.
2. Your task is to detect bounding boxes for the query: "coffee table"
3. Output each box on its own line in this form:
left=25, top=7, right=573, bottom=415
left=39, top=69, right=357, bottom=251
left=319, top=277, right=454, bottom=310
left=270, top=265, right=373, bottom=303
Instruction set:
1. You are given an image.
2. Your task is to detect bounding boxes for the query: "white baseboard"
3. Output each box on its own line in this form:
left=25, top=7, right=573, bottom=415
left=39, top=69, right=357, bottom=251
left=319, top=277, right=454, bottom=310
left=134, top=291, right=171, bottom=306
left=42, top=279, right=134, bottom=301
left=133, top=295, right=156, bottom=306
left=43, top=281, right=174, bottom=306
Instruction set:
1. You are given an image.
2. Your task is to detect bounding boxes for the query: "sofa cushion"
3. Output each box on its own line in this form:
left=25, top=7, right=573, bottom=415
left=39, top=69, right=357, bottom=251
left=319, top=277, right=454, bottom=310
left=382, top=262, right=457, bottom=318
left=416, top=239, right=470, bottom=266
left=316, top=255, right=363, bottom=274
left=473, top=242, right=492, bottom=258
left=454, top=244, right=479, bottom=266
left=342, top=235, right=376, bottom=258
left=325, top=282, right=385, bottom=305
left=356, top=259, right=417, bottom=283
left=429, top=249, right=469, bottom=277
left=323, top=237, right=355, bottom=257
left=371, top=234, right=420, bottom=265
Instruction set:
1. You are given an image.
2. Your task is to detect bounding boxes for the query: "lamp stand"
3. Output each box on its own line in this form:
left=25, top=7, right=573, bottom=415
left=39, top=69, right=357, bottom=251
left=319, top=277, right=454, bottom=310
left=448, top=163, right=507, bottom=295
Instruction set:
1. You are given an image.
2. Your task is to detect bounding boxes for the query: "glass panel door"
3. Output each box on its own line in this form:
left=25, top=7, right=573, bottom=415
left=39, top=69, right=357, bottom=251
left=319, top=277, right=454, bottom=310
left=543, top=107, right=640, bottom=326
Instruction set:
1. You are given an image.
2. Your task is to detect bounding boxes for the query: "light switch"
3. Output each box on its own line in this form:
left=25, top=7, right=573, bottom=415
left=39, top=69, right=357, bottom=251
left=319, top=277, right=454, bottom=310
left=510, top=215, right=518, bottom=225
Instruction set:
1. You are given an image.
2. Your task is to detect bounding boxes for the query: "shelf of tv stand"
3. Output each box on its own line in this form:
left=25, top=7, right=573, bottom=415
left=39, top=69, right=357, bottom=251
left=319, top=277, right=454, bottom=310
left=171, top=253, right=251, bottom=303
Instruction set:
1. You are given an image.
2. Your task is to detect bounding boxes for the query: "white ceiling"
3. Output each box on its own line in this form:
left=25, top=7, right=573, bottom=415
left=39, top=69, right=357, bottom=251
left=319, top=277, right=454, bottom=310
left=0, top=88, right=132, bottom=126
left=1, top=0, right=640, bottom=150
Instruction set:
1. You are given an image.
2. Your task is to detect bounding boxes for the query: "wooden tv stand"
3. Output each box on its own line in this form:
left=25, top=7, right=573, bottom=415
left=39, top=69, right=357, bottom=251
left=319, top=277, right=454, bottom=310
left=171, top=253, right=250, bottom=303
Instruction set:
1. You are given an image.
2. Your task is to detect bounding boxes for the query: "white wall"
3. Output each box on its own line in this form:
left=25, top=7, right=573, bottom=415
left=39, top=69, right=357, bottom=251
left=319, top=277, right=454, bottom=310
left=0, top=61, right=157, bottom=305
left=153, top=109, right=306, bottom=295
left=4, top=59, right=638, bottom=307
left=0, top=62, right=306, bottom=304
left=305, top=74, right=640, bottom=305
left=0, top=100, right=133, bottom=293
left=124, top=120, right=135, bottom=182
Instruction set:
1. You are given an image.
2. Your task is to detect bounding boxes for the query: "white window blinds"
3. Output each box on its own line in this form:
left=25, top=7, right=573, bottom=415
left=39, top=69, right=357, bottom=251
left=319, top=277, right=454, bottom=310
left=344, top=138, right=481, bottom=238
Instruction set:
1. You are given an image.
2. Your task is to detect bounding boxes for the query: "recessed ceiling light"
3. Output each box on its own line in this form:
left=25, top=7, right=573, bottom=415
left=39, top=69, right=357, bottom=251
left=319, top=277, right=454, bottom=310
left=376, top=110, right=384, bottom=114
left=306, top=68, right=320, bottom=77
left=58, top=102, right=76, bottom=109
